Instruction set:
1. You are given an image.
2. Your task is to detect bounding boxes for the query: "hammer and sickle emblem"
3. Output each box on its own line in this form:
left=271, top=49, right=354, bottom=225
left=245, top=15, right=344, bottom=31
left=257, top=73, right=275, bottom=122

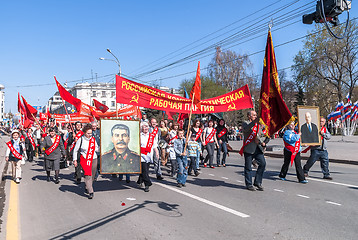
left=228, top=102, right=236, bottom=111
left=130, top=93, right=139, bottom=103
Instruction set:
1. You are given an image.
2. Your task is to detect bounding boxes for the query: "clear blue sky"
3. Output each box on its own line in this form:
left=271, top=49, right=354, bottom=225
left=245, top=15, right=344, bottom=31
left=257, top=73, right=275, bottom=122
left=1, top=0, right=356, bottom=112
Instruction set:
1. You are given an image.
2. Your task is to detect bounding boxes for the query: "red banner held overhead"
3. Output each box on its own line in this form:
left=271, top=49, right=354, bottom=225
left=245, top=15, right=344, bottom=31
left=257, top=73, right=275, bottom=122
left=259, top=31, right=294, bottom=136
left=116, top=75, right=253, bottom=113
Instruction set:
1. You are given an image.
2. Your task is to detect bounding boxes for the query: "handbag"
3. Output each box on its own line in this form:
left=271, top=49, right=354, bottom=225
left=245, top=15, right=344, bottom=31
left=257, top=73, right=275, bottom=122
left=59, top=157, right=68, bottom=169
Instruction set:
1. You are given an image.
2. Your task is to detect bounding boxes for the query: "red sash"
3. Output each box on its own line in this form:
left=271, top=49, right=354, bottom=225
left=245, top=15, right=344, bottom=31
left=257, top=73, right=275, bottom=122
left=239, top=123, right=258, bottom=156
left=284, top=131, right=300, bottom=166
left=45, top=135, right=60, bottom=155
left=70, top=131, right=84, bottom=151
left=169, top=135, right=178, bottom=145
left=6, top=141, right=22, bottom=160
left=141, top=127, right=158, bottom=155
left=302, top=126, right=326, bottom=153
left=204, top=128, right=216, bottom=145
left=64, top=137, right=69, bottom=150
left=195, top=128, right=203, bottom=141
left=27, top=132, right=36, bottom=150
left=217, top=128, right=227, bottom=138
left=80, top=137, right=96, bottom=176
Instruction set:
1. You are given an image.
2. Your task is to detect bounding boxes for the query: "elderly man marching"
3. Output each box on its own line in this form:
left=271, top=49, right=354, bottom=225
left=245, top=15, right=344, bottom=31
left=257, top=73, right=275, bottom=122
left=240, top=110, right=270, bottom=191
left=6, top=130, right=25, bottom=184
left=303, top=117, right=333, bottom=180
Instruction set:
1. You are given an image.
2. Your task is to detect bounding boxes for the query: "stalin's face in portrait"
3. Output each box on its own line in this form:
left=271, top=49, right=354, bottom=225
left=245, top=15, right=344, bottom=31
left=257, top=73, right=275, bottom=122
left=111, top=125, right=130, bottom=154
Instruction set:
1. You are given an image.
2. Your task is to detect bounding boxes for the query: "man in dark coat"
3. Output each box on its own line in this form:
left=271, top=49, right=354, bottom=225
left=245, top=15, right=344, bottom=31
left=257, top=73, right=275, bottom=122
left=101, top=124, right=140, bottom=173
left=301, top=112, right=319, bottom=144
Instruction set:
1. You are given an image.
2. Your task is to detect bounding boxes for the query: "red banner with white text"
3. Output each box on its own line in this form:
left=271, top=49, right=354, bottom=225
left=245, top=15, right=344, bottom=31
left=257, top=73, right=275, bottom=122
left=116, top=75, right=253, bottom=113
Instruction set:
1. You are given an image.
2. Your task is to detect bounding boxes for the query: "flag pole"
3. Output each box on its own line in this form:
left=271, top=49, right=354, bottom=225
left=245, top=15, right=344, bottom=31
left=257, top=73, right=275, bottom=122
left=184, top=93, right=195, bottom=153
left=30, top=112, right=45, bottom=134
left=60, top=98, right=75, bottom=133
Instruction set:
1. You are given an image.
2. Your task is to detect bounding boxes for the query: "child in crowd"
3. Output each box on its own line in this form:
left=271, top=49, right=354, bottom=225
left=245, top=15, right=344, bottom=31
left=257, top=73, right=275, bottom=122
left=187, top=134, right=201, bottom=176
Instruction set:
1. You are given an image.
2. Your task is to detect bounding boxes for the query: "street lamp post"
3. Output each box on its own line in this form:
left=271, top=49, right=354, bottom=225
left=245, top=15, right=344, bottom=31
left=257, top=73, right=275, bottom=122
left=99, top=49, right=122, bottom=118
left=99, top=48, right=121, bottom=76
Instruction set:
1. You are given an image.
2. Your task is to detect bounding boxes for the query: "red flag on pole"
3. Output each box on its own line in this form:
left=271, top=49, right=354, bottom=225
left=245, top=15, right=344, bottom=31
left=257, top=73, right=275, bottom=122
left=190, top=61, right=201, bottom=108
left=17, top=93, right=25, bottom=114
left=21, top=96, right=37, bottom=121
left=259, top=31, right=294, bottom=136
left=54, top=77, right=82, bottom=111
left=93, top=99, right=109, bottom=113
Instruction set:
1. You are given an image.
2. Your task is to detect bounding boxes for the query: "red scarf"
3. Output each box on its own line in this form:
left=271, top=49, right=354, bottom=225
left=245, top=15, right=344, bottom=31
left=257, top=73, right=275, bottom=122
left=80, top=137, right=96, bottom=176
left=217, top=128, right=227, bottom=138
left=70, top=131, right=84, bottom=151
left=283, top=131, right=301, bottom=166
left=195, top=128, right=203, bottom=141
left=141, top=127, right=158, bottom=155
left=27, top=132, right=36, bottom=150
left=302, top=126, right=326, bottom=153
left=6, top=141, right=22, bottom=159
left=204, top=128, right=216, bottom=145
left=45, top=135, right=60, bottom=155
left=239, top=123, right=258, bottom=156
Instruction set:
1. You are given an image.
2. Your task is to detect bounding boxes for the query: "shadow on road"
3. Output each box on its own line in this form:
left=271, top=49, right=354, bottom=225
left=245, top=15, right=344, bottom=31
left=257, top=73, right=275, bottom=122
left=48, top=200, right=181, bottom=240
left=186, top=178, right=247, bottom=190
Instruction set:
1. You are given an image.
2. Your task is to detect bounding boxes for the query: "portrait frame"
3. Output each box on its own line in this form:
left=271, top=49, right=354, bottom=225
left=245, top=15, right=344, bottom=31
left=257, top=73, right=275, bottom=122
left=297, top=106, right=322, bottom=146
left=100, top=119, right=141, bottom=174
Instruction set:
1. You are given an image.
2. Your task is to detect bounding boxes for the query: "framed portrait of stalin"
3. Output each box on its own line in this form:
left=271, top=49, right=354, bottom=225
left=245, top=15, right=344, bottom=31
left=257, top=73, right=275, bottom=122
left=100, top=119, right=141, bottom=174
left=297, top=106, right=322, bottom=146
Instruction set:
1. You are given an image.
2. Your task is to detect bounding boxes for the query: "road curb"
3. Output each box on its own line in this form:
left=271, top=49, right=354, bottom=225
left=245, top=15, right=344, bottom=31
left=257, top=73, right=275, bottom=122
left=229, top=150, right=358, bottom=165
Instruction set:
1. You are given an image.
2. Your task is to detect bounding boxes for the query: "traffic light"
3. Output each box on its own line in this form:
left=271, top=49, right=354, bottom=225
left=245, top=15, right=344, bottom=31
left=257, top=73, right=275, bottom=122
left=303, top=0, right=351, bottom=26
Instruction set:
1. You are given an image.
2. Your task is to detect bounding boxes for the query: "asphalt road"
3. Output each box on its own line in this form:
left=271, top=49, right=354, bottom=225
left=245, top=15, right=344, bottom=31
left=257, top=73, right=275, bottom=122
left=1, top=150, right=358, bottom=240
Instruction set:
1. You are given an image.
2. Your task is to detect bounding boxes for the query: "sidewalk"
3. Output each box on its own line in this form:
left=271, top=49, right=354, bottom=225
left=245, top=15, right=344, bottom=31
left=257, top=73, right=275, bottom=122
left=228, top=135, right=358, bottom=165
left=0, top=135, right=10, bottom=182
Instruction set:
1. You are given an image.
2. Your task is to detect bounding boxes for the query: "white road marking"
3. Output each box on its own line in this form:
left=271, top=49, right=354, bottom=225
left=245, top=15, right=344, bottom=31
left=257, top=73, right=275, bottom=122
left=326, top=201, right=342, bottom=206
left=307, top=177, right=358, bottom=189
left=297, top=194, right=310, bottom=199
left=208, top=174, right=215, bottom=176
left=154, top=182, right=250, bottom=218
left=274, top=189, right=284, bottom=192
left=126, top=198, right=136, bottom=201
left=221, top=177, right=229, bottom=180
left=236, top=180, right=243, bottom=183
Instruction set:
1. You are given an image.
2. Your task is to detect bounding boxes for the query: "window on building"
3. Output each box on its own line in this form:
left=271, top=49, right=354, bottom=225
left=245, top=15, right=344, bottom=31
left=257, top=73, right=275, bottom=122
left=102, top=101, right=106, bottom=105
left=102, top=91, right=106, bottom=97
left=111, top=101, right=115, bottom=107
left=93, top=91, right=96, bottom=97
left=111, top=91, right=115, bottom=97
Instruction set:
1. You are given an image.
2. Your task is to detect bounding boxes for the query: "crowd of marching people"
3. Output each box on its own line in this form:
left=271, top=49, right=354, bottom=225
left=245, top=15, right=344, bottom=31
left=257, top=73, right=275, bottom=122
left=3, top=109, right=332, bottom=198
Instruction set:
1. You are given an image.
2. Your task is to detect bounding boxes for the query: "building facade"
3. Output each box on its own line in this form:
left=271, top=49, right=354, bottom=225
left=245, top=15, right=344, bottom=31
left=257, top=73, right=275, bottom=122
left=47, top=81, right=181, bottom=114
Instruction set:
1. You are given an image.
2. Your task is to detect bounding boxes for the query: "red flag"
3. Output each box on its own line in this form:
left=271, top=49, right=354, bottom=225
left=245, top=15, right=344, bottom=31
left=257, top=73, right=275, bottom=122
left=39, top=112, right=47, bottom=120
left=89, top=106, right=100, bottom=120
left=190, top=61, right=201, bottom=108
left=259, top=31, right=293, bottom=136
left=21, top=96, right=37, bottom=121
left=54, top=76, right=82, bottom=111
left=18, top=93, right=26, bottom=114
left=46, top=106, right=51, bottom=120
left=167, top=112, right=176, bottom=120
left=93, top=99, right=109, bottom=113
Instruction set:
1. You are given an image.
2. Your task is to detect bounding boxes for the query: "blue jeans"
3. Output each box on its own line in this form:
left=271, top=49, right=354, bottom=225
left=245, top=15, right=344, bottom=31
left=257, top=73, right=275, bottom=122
left=153, top=148, right=162, bottom=177
left=217, top=141, right=227, bottom=165
left=176, top=155, right=188, bottom=184
left=196, top=142, right=202, bottom=169
left=243, top=147, right=266, bottom=187
left=303, top=149, right=330, bottom=177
